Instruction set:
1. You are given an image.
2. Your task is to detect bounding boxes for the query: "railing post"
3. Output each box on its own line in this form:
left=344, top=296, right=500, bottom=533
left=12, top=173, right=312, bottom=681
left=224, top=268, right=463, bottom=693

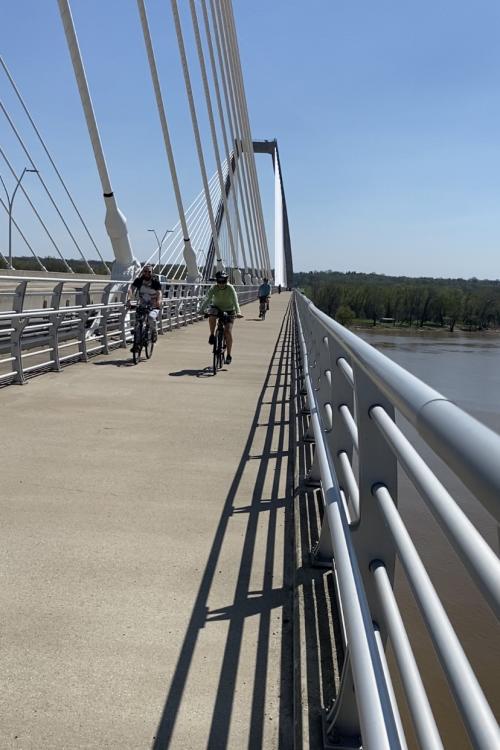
left=323, top=650, right=362, bottom=749
left=11, top=317, right=28, bottom=384
left=13, top=280, right=27, bottom=313
left=101, top=283, right=114, bottom=354
left=50, top=281, right=64, bottom=312
left=11, top=282, right=28, bottom=384
left=351, top=364, right=398, bottom=648
left=76, top=283, right=91, bottom=362
left=119, top=285, right=130, bottom=348
left=48, top=282, right=64, bottom=371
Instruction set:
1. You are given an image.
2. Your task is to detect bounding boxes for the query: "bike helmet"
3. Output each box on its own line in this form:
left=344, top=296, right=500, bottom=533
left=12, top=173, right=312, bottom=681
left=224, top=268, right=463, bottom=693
left=215, top=271, right=228, bottom=282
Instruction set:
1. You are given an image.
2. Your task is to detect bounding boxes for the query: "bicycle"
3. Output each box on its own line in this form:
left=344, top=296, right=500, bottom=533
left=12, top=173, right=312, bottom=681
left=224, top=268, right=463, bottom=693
left=259, top=297, right=268, bottom=320
left=212, top=310, right=230, bottom=375
left=131, top=303, right=155, bottom=364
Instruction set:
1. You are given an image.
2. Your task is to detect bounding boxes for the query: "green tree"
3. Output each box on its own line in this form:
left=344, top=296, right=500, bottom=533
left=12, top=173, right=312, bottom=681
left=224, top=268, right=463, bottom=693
left=335, top=304, right=355, bottom=326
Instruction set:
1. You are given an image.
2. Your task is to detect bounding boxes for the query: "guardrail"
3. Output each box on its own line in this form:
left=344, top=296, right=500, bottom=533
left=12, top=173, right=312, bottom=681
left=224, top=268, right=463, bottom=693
left=294, top=291, right=500, bottom=750
left=0, top=275, right=260, bottom=385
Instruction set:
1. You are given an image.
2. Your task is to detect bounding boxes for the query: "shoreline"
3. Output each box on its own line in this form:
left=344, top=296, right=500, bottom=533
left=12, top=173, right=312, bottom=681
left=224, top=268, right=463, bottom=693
left=352, top=323, right=500, bottom=338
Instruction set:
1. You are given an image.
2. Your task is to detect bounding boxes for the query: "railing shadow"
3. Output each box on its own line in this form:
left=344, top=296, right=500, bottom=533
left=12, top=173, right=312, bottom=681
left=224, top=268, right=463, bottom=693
left=152, top=307, right=295, bottom=750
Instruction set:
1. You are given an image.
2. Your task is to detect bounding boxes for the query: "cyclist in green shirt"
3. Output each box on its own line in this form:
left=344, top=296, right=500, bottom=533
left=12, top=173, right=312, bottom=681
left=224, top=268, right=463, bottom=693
left=199, top=271, right=243, bottom=364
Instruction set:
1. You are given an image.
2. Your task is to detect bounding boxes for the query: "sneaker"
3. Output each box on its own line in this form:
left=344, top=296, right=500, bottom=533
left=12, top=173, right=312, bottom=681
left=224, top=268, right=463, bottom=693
left=225, top=355, right=232, bottom=365
left=209, top=334, right=215, bottom=345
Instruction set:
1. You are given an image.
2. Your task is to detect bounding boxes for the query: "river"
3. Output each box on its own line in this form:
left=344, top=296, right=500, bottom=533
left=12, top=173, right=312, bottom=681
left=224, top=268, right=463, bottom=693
left=357, top=328, right=500, bottom=749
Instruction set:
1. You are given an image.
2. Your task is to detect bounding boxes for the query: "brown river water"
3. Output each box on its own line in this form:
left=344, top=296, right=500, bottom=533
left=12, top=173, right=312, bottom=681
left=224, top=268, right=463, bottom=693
left=357, top=328, right=500, bottom=749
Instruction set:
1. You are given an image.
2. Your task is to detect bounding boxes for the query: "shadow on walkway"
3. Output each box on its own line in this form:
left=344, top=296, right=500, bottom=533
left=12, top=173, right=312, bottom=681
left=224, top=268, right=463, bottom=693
left=152, top=306, right=295, bottom=750
left=168, top=367, right=214, bottom=378
left=93, top=359, right=135, bottom=368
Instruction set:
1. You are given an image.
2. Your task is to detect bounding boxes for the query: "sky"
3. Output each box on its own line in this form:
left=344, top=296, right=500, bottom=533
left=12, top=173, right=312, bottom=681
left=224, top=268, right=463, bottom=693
left=1, top=0, right=500, bottom=279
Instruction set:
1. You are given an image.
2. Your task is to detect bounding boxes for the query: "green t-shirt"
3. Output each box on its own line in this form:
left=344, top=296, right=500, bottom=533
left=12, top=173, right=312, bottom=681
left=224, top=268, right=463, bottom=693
left=199, top=284, right=241, bottom=314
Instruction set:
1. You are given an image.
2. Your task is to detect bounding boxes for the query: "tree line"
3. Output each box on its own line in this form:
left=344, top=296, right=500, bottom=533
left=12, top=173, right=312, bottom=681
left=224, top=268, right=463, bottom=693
left=294, top=271, right=500, bottom=331
left=0, top=256, right=110, bottom=274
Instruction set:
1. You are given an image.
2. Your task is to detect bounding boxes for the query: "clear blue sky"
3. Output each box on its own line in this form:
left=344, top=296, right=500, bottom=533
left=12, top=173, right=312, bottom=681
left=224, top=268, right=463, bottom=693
left=1, top=0, right=500, bottom=279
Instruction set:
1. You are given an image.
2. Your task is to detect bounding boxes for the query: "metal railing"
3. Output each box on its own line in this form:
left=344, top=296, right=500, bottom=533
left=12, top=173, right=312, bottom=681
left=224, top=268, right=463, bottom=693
left=294, top=291, right=500, bottom=750
left=0, top=275, right=260, bottom=385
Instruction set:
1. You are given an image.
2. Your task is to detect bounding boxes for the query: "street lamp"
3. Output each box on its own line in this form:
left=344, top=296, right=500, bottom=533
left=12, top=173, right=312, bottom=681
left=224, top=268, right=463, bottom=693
left=148, top=227, right=174, bottom=273
left=0, top=167, right=38, bottom=269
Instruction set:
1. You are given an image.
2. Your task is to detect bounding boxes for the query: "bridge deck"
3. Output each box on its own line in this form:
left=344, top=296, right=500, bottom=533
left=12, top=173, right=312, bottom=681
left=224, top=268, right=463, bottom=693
left=0, top=293, right=296, bottom=749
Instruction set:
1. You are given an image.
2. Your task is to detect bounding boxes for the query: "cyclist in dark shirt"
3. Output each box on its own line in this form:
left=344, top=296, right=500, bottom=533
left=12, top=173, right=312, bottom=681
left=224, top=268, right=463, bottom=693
left=258, top=278, right=271, bottom=311
left=128, top=264, right=162, bottom=346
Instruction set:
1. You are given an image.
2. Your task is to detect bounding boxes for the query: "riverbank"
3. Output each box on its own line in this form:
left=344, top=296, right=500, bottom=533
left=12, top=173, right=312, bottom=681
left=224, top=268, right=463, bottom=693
left=352, top=321, right=500, bottom=336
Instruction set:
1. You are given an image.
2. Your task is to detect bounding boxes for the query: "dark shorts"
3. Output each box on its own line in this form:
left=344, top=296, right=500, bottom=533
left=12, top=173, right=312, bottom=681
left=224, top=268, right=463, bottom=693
left=208, top=307, right=235, bottom=326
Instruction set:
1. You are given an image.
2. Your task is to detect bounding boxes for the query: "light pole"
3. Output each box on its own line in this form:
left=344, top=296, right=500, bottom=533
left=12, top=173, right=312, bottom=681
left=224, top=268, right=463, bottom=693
left=148, top=227, right=173, bottom=272
left=0, top=167, right=38, bottom=269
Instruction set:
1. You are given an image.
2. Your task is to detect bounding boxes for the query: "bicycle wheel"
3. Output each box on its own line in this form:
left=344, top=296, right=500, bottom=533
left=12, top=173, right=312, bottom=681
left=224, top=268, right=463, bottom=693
left=132, top=324, right=142, bottom=364
left=215, top=329, right=225, bottom=372
left=144, top=326, right=154, bottom=359
left=212, top=342, right=218, bottom=375
left=217, top=346, right=225, bottom=369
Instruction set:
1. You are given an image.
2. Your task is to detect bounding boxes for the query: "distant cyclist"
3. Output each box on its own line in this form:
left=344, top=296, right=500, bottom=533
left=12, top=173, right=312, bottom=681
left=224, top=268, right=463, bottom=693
left=128, top=264, right=162, bottom=350
left=258, top=278, right=271, bottom=312
left=199, top=271, right=243, bottom=364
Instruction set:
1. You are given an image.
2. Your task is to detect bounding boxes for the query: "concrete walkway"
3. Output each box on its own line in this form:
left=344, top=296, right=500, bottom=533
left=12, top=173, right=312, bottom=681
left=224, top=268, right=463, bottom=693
left=0, top=293, right=295, bottom=750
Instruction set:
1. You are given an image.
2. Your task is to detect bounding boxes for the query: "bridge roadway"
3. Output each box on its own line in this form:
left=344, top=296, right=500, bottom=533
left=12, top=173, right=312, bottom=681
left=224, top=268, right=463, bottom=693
left=1, top=293, right=297, bottom=750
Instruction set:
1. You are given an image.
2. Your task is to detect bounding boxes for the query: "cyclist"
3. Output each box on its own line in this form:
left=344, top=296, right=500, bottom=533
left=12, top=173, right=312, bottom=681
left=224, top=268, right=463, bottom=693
left=199, top=271, right=243, bottom=364
left=258, top=278, right=271, bottom=312
left=128, top=264, right=162, bottom=350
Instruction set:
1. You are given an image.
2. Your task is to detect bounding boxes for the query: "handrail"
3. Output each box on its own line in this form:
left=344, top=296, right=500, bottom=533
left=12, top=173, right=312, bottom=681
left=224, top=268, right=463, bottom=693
left=0, top=277, right=260, bottom=384
left=306, top=299, right=500, bottom=524
left=296, top=309, right=404, bottom=749
left=294, top=291, right=500, bottom=750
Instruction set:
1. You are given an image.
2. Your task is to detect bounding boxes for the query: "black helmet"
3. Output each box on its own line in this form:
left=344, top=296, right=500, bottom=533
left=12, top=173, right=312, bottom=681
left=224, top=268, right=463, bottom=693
left=215, top=271, right=228, bottom=282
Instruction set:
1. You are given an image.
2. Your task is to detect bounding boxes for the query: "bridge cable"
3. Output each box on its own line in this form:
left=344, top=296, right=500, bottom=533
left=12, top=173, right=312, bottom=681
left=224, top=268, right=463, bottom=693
left=211, top=0, right=264, bottom=277
left=199, top=0, right=250, bottom=277
left=0, top=56, right=110, bottom=274
left=215, top=0, right=267, bottom=274
left=223, top=0, right=272, bottom=275
left=158, top=168, right=221, bottom=277
left=169, top=172, right=221, bottom=279
left=136, top=0, right=198, bottom=281
left=0, top=196, right=48, bottom=271
left=0, top=147, right=73, bottom=272
left=170, top=0, right=224, bottom=274
left=0, top=101, right=96, bottom=275
left=221, top=0, right=272, bottom=275
left=207, top=0, right=258, bottom=274
left=188, top=0, right=241, bottom=281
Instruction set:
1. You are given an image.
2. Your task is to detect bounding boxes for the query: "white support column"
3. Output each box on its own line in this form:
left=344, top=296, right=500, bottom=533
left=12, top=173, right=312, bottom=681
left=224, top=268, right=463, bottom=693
left=57, top=0, right=138, bottom=280
left=274, top=151, right=286, bottom=288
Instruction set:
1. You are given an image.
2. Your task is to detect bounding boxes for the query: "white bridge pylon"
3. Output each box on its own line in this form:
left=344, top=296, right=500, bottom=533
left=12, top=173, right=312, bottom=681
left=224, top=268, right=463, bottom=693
left=55, top=0, right=275, bottom=283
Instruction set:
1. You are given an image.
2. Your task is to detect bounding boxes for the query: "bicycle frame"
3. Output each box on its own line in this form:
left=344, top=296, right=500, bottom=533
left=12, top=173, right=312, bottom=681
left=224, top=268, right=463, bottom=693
left=212, top=311, right=230, bottom=374
left=132, top=304, right=154, bottom=363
